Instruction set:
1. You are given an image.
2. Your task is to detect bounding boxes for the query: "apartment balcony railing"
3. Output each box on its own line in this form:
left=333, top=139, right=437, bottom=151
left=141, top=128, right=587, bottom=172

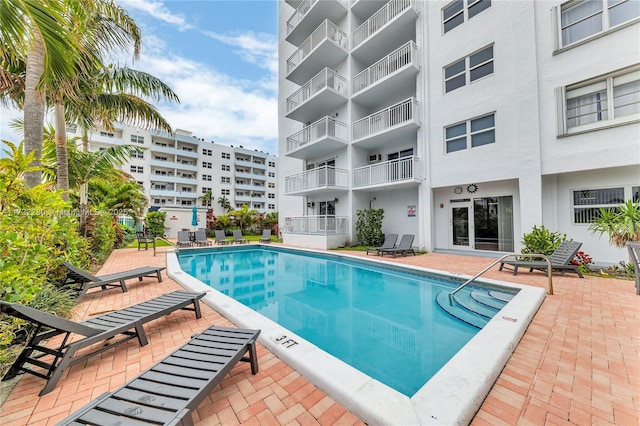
left=286, top=116, right=349, bottom=159
left=286, top=0, right=348, bottom=45
left=352, top=0, right=413, bottom=49
left=91, top=133, right=123, bottom=145
left=353, top=156, right=419, bottom=188
left=284, top=216, right=349, bottom=235
left=285, top=166, right=349, bottom=194
left=287, top=0, right=317, bottom=34
left=286, top=19, right=348, bottom=84
left=352, top=97, right=419, bottom=142
left=286, top=68, right=348, bottom=122
left=352, top=41, right=418, bottom=96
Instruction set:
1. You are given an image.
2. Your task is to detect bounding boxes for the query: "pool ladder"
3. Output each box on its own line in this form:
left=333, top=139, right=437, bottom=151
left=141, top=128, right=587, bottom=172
left=448, top=253, right=553, bottom=305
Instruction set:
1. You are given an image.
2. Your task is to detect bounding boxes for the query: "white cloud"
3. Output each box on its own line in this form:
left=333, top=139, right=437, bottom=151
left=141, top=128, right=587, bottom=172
left=203, top=30, right=278, bottom=75
left=118, top=0, right=193, bottom=31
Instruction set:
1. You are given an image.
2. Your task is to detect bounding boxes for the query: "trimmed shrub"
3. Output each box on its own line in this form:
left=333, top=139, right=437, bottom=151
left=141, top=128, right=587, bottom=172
left=356, top=209, right=384, bottom=246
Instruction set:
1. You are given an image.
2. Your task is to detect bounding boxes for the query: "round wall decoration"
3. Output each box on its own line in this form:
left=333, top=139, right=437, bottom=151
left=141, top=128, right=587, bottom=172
left=466, top=184, right=478, bottom=193
left=454, top=186, right=463, bottom=194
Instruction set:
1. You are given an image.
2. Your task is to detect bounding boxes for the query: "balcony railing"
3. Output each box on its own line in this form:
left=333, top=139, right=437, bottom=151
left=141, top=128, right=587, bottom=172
left=352, top=0, right=413, bottom=49
left=285, top=166, right=349, bottom=193
left=286, top=0, right=318, bottom=35
left=352, top=41, right=418, bottom=95
left=287, top=116, right=348, bottom=153
left=284, top=216, right=349, bottom=235
left=353, top=156, right=418, bottom=188
left=286, top=68, right=348, bottom=113
left=287, top=20, right=348, bottom=74
left=352, top=97, right=418, bottom=141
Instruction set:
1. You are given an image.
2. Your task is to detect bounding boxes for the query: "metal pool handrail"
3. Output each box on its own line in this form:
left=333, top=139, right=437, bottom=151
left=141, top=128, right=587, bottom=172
left=448, top=253, right=553, bottom=305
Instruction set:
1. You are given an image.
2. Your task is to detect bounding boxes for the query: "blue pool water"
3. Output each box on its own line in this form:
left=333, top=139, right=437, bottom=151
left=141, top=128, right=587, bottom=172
left=178, top=246, right=509, bottom=396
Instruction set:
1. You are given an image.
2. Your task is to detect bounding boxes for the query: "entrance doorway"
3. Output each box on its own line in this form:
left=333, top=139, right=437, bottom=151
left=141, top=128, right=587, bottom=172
left=449, top=196, right=513, bottom=252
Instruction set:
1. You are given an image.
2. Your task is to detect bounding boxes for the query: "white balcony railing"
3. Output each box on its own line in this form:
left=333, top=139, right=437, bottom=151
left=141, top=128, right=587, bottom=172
left=352, top=0, right=413, bottom=49
left=287, top=116, right=348, bottom=153
left=286, top=0, right=318, bottom=35
left=287, top=20, right=348, bottom=74
left=287, top=68, right=348, bottom=113
left=352, top=41, right=417, bottom=95
left=353, top=156, right=417, bottom=188
left=352, top=97, right=418, bottom=141
left=285, top=166, right=349, bottom=193
left=284, top=216, right=349, bottom=235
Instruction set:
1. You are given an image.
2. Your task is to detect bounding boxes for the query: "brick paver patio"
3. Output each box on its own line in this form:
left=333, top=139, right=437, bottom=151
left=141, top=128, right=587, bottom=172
left=1, top=245, right=638, bottom=425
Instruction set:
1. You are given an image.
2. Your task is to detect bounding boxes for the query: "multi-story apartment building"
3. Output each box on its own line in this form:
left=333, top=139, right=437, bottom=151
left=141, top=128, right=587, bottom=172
left=71, top=124, right=278, bottom=230
left=277, top=0, right=639, bottom=264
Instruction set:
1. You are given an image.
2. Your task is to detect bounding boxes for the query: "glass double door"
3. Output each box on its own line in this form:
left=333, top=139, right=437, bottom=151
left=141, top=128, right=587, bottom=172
left=450, top=196, right=514, bottom=252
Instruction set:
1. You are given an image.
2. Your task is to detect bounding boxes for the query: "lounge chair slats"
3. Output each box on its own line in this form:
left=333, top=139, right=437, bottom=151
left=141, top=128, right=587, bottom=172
left=57, top=324, right=261, bottom=426
left=62, top=261, right=165, bottom=296
left=1, top=291, right=205, bottom=396
left=366, top=234, right=398, bottom=256
left=499, top=240, right=584, bottom=277
left=379, top=234, right=416, bottom=257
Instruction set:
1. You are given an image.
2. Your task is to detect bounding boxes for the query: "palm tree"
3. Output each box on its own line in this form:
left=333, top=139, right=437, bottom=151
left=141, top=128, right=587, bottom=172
left=218, top=196, right=232, bottom=214
left=199, top=190, right=213, bottom=208
left=1, top=0, right=81, bottom=187
left=589, top=201, right=640, bottom=248
left=231, top=205, right=259, bottom=232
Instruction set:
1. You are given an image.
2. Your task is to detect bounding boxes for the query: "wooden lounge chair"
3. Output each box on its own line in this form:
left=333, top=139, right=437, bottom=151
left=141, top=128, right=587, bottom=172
left=233, top=230, right=249, bottom=244
left=1, top=290, right=205, bottom=396
left=626, top=242, right=640, bottom=295
left=193, top=229, right=212, bottom=246
left=260, top=229, right=272, bottom=243
left=379, top=234, right=416, bottom=258
left=366, top=233, right=398, bottom=256
left=61, top=261, right=166, bottom=297
left=177, top=230, right=193, bottom=248
left=215, top=229, right=230, bottom=245
left=136, top=231, right=155, bottom=251
left=56, top=324, right=260, bottom=426
left=498, top=240, right=584, bottom=277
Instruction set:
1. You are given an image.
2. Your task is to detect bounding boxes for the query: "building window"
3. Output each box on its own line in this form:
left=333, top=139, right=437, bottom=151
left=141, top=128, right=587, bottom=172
left=268, top=193, right=275, bottom=199
left=268, top=182, right=276, bottom=188
left=202, top=187, right=212, bottom=194
left=222, top=152, right=231, bottom=159
left=557, top=67, right=640, bottom=134
left=221, top=176, right=231, bottom=184
left=221, top=189, right=230, bottom=196
left=445, top=112, right=496, bottom=153
left=202, top=148, right=212, bottom=156
left=203, top=174, right=212, bottom=181
left=131, top=135, right=144, bottom=144
left=202, top=161, right=212, bottom=169
left=129, top=165, right=144, bottom=173
left=572, top=187, right=625, bottom=223
left=632, top=186, right=640, bottom=202
left=130, top=150, right=144, bottom=159
left=268, top=172, right=276, bottom=178
left=268, top=204, right=275, bottom=209
left=268, top=161, right=276, bottom=167
left=443, top=0, right=491, bottom=33
left=444, top=45, right=494, bottom=93
left=556, top=0, right=640, bottom=49
left=222, top=164, right=231, bottom=171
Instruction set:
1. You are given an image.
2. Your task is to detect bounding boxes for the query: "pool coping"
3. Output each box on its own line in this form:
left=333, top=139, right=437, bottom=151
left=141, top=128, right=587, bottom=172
left=167, top=245, right=546, bottom=426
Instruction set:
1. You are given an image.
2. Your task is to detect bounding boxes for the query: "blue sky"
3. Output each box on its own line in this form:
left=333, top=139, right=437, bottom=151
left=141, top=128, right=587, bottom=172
left=0, top=0, right=280, bottom=155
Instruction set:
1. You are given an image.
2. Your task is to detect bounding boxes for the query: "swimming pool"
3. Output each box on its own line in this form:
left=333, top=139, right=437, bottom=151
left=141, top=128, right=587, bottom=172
left=168, top=245, right=546, bottom=425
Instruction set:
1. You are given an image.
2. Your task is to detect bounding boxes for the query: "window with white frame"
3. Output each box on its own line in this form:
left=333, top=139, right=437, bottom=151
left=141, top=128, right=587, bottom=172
left=203, top=174, right=212, bottom=181
left=268, top=182, right=275, bottom=188
left=129, top=165, right=144, bottom=173
left=130, top=150, right=144, bottom=159
left=221, top=189, right=230, bottom=195
left=221, top=152, right=231, bottom=159
left=572, top=187, right=625, bottom=223
left=555, top=0, right=640, bottom=49
left=444, top=45, right=494, bottom=93
left=222, top=164, right=231, bottom=171
left=268, top=193, right=275, bottom=199
left=131, top=135, right=144, bottom=144
left=202, top=148, right=212, bottom=156
left=557, top=68, right=640, bottom=134
left=202, top=161, right=212, bottom=169
left=268, top=204, right=275, bottom=209
left=202, top=187, right=212, bottom=194
left=268, top=172, right=276, bottom=178
left=443, top=0, right=491, bottom=33
left=445, top=112, right=496, bottom=153
left=633, top=186, right=640, bottom=202
left=221, top=176, right=231, bottom=184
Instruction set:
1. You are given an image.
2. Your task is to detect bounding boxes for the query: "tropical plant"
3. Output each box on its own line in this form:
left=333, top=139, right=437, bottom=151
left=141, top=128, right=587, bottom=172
left=145, top=211, right=166, bottom=238
left=213, top=214, right=233, bottom=233
left=589, top=200, right=640, bottom=248
left=218, top=196, right=231, bottom=214
left=230, top=205, right=259, bottom=232
left=520, top=225, right=567, bottom=260
left=356, top=209, right=384, bottom=246
left=0, top=140, right=41, bottom=210
left=199, top=190, right=213, bottom=208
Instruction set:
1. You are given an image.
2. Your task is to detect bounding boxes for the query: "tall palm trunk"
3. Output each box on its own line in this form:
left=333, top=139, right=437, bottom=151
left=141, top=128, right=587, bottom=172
left=23, top=28, right=46, bottom=188
left=54, top=102, right=69, bottom=201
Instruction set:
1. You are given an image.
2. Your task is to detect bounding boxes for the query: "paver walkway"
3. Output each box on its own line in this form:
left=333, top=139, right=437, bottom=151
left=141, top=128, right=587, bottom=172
left=1, top=245, right=638, bottom=425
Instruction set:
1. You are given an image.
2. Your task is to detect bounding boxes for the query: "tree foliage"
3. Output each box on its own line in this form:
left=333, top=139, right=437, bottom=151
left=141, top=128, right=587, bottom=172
left=589, top=201, right=640, bottom=248
left=356, top=209, right=384, bottom=246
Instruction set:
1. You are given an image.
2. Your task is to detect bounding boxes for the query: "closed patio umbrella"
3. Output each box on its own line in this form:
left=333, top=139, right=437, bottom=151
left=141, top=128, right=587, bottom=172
left=191, top=207, right=199, bottom=229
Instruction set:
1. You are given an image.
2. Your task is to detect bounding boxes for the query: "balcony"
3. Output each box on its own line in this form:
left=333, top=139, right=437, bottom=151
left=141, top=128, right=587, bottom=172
left=91, top=133, right=123, bottom=145
left=286, top=19, right=348, bottom=85
left=283, top=215, right=349, bottom=235
left=286, top=0, right=348, bottom=46
left=151, top=175, right=197, bottom=185
left=286, top=116, right=349, bottom=160
left=236, top=183, right=266, bottom=192
left=351, top=0, right=387, bottom=18
left=352, top=41, right=419, bottom=107
left=235, top=158, right=267, bottom=170
left=236, top=171, right=266, bottom=180
left=352, top=98, right=419, bottom=150
left=351, top=0, right=417, bottom=63
left=286, top=68, right=348, bottom=123
left=352, top=156, right=420, bottom=190
left=285, top=166, right=349, bottom=196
